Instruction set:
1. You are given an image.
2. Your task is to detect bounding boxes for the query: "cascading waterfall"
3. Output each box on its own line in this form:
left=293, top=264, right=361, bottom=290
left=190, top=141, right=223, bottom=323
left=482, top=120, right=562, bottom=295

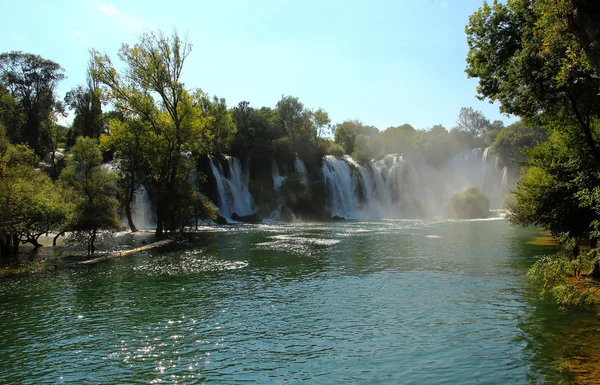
left=271, top=161, right=286, bottom=191
left=321, top=156, right=360, bottom=218
left=205, top=146, right=512, bottom=222
left=294, top=156, right=309, bottom=183
left=320, top=147, right=512, bottom=219
left=131, top=185, right=155, bottom=230
left=209, top=156, right=256, bottom=219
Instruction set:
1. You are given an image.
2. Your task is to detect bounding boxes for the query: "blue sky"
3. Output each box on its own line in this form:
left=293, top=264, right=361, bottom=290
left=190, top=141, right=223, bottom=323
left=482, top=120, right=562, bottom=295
left=2, top=0, right=515, bottom=130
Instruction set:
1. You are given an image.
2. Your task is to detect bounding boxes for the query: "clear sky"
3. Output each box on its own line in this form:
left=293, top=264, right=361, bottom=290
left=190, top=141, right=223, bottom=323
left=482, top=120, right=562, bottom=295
left=2, top=0, right=516, bottom=131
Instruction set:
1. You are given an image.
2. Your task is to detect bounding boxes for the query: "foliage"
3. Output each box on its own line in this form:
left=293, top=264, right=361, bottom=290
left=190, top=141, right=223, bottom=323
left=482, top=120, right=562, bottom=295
left=448, top=188, right=490, bottom=219
left=334, top=120, right=378, bottom=155
left=455, top=107, right=490, bottom=138
left=490, top=121, right=547, bottom=164
left=465, top=0, right=600, bottom=163
left=328, top=143, right=344, bottom=157
left=60, top=137, right=119, bottom=255
left=199, top=94, right=237, bottom=153
left=0, top=51, right=65, bottom=155
left=507, top=131, right=599, bottom=240
left=0, top=128, right=69, bottom=258
left=92, top=31, right=212, bottom=234
left=64, top=72, right=103, bottom=142
left=527, top=253, right=598, bottom=307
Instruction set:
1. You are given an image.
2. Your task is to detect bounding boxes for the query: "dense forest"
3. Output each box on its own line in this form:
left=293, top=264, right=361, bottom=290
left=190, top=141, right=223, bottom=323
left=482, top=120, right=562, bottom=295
left=1, top=0, right=600, bottom=306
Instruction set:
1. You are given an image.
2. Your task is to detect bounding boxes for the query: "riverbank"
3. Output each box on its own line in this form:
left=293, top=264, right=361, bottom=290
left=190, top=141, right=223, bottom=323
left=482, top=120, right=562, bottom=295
left=0, top=231, right=166, bottom=277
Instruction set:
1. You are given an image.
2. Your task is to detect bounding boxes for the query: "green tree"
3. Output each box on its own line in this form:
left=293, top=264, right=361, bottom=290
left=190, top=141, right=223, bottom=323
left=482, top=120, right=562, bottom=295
left=312, top=108, right=331, bottom=140
left=455, top=107, right=490, bottom=138
left=100, top=118, right=150, bottom=232
left=64, top=57, right=104, bottom=140
left=0, top=51, right=65, bottom=155
left=60, top=137, right=119, bottom=255
left=199, top=94, right=237, bottom=153
left=277, top=95, right=305, bottom=142
left=0, top=127, right=68, bottom=258
left=490, top=121, right=547, bottom=163
left=465, top=0, right=600, bottom=163
left=92, top=31, right=210, bottom=235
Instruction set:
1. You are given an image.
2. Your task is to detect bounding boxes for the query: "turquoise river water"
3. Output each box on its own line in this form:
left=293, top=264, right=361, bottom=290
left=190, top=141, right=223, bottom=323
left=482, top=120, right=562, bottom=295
left=1, top=219, right=599, bottom=384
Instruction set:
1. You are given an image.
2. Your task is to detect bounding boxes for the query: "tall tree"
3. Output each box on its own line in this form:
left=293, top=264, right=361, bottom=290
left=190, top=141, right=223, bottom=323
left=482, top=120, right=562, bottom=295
left=199, top=94, right=236, bottom=153
left=0, top=126, right=68, bottom=258
left=64, top=57, right=104, bottom=140
left=455, top=107, right=490, bottom=138
left=465, top=0, right=600, bottom=163
left=277, top=95, right=305, bottom=142
left=60, top=137, right=119, bottom=255
left=92, top=31, right=210, bottom=235
left=0, top=52, right=65, bottom=155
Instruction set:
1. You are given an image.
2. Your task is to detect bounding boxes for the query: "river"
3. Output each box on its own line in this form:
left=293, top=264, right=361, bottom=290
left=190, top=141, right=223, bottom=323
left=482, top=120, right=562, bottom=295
left=1, top=219, right=598, bottom=384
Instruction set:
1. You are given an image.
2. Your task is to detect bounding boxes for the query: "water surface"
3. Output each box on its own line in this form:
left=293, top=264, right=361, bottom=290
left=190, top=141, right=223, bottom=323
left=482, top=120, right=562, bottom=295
left=0, top=219, right=595, bottom=384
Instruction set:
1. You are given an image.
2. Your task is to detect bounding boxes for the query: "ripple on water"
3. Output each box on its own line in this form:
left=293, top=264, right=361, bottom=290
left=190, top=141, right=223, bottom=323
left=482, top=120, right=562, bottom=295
left=0, top=220, right=577, bottom=384
left=132, top=250, right=248, bottom=276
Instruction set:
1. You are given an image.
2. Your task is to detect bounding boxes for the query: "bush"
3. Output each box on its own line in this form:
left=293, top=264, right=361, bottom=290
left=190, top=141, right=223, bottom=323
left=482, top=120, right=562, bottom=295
left=448, top=187, right=490, bottom=219
left=328, top=143, right=344, bottom=157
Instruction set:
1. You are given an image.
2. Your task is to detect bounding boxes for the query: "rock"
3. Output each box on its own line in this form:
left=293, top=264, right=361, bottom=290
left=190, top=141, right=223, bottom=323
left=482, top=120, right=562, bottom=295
left=231, top=212, right=262, bottom=223
left=280, top=206, right=295, bottom=222
left=214, top=214, right=228, bottom=225
left=331, top=215, right=345, bottom=221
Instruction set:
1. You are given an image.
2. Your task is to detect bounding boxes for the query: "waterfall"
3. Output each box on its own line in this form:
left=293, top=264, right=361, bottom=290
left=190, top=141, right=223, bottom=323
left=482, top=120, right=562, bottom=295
left=132, top=185, right=154, bottom=230
left=501, top=167, right=509, bottom=194
left=272, top=161, right=286, bottom=191
left=321, top=155, right=359, bottom=218
left=209, top=156, right=256, bottom=219
left=294, top=156, right=309, bottom=183
left=320, top=149, right=510, bottom=219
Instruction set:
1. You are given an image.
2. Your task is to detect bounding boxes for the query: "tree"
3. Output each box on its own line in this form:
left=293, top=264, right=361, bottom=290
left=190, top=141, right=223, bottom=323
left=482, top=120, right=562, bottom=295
left=0, top=51, right=65, bottom=155
left=334, top=120, right=378, bottom=155
left=312, top=108, right=331, bottom=140
left=455, top=107, right=490, bottom=138
left=100, top=118, right=150, bottom=232
left=0, top=126, right=68, bottom=258
left=60, top=137, right=119, bottom=255
left=64, top=57, right=104, bottom=140
left=277, top=95, right=305, bottom=142
left=92, top=31, right=210, bottom=235
left=199, top=94, right=236, bottom=153
left=490, top=121, right=547, bottom=163
left=465, top=0, right=600, bottom=163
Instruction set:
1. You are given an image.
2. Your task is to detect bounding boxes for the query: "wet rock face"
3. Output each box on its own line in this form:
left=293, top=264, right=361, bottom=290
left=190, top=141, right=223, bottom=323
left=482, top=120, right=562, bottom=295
left=231, top=212, right=262, bottom=223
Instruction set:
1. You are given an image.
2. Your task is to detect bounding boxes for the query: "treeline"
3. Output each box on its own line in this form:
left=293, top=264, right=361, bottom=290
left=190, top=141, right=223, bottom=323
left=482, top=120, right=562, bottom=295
left=0, top=28, right=543, bottom=259
left=465, top=0, right=600, bottom=305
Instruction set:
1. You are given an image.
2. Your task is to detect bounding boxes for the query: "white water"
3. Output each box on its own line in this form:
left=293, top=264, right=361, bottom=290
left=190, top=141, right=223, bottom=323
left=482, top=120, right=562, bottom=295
left=272, top=161, right=286, bottom=191
left=294, top=156, right=309, bottom=184
left=320, top=148, right=513, bottom=219
left=321, top=156, right=360, bottom=218
left=130, top=185, right=155, bottom=230
left=209, top=156, right=256, bottom=219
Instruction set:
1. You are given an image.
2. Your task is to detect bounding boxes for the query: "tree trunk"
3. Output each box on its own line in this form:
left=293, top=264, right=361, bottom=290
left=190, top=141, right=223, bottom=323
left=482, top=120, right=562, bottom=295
left=126, top=174, right=138, bottom=232
left=588, top=260, right=600, bottom=279
left=88, top=228, right=97, bottom=256
left=155, top=202, right=164, bottom=236
left=53, top=232, right=63, bottom=247
left=125, top=201, right=138, bottom=233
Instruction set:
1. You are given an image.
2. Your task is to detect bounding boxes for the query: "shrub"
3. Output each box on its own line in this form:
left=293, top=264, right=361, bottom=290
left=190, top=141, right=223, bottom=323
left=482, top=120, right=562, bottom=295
left=328, top=143, right=344, bottom=157
left=448, top=187, right=490, bottom=219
